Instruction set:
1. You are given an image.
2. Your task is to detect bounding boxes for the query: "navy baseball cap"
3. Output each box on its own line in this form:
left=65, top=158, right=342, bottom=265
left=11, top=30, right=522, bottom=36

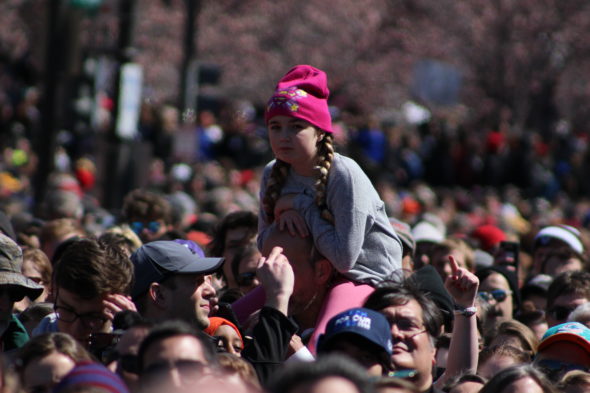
left=317, top=307, right=392, bottom=356
left=131, top=240, right=224, bottom=299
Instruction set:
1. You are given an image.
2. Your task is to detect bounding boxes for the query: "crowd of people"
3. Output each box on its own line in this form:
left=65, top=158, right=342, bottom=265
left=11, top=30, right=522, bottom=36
left=1, top=61, right=590, bottom=393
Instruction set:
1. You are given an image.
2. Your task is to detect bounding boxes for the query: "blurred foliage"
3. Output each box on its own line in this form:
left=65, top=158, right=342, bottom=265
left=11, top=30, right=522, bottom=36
left=1, top=0, right=590, bottom=131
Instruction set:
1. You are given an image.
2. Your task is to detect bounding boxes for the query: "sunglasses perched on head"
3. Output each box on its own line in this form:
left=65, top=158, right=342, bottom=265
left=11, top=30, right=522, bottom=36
left=477, top=289, right=512, bottom=303
left=130, top=221, right=162, bottom=235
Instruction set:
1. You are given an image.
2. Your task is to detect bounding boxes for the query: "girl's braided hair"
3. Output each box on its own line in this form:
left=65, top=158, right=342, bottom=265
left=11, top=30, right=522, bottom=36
left=263, top=132, right=335, bottom=224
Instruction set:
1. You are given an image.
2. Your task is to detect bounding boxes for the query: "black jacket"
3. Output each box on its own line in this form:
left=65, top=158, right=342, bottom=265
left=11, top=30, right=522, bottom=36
left=241, top=306, right=299, bottom=386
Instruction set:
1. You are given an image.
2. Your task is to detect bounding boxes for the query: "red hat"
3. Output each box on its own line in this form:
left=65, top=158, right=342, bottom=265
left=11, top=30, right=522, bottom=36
left=205, top=317, right=243, bottom=345
left=471, top=225, right=506, bottom=252
left=265, top=65, right=333, bottom=133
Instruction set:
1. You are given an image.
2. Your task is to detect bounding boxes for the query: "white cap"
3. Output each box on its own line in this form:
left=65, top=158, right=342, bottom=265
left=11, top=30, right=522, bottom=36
left=412, top=221, right=444, bottom=244
left=534, top=225, right=584, bottom=255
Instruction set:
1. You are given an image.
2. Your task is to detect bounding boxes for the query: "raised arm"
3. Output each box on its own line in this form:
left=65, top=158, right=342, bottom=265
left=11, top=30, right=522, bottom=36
left=434, top=255, right=479, bottom=389
left=241, top=246, right=300, bottom=387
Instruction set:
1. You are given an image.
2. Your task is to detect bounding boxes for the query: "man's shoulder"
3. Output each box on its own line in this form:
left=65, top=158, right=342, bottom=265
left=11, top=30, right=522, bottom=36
left=31, top=312, right=59, bottom=336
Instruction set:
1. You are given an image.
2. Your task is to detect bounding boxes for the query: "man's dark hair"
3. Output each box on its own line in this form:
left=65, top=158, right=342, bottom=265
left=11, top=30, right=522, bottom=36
left=53, top=238, right=134, bottom=299
left=478, top=344, right=531, bottom=366
left=267, top=354, right=375, bottom=393
left=363, top=278, right=443, bottom=341
left=137, top=320, right=217, bottom=372
left=112, top=310, right=152, bottom=331
left=546, top=270, right=590, bottom=310
left=122, top=189, right=172, bottom=225
left=207, top=211, right=257, bottom=257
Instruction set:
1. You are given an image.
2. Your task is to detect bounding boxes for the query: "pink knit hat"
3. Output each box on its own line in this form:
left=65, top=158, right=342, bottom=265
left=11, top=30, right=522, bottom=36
left=265, top=65, right=333, bottom=133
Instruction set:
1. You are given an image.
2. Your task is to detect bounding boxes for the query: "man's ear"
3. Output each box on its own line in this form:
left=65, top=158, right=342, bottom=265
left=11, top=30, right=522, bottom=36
left=148, top=282, right=166, bottom=308
left=314, top=259, right=334, bottom=285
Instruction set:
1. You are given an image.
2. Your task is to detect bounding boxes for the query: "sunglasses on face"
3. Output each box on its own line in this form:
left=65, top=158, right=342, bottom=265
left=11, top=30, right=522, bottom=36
left=535, top=359, right=589, bottom=379
left=130, top=221, right=162, bottom=235
left=477, top=289, right=512, bottom=303
left=237, top=272, right=257, bottom=286
left=548, top=305, right=577, bottom=321
left=142, top=359, right=204, bottom=380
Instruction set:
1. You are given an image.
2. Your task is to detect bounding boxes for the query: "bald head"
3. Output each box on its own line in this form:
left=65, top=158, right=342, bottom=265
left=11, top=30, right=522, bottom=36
left=262, top=225, right=315, bottom=264
left=261, top=225, right=333, bottom=325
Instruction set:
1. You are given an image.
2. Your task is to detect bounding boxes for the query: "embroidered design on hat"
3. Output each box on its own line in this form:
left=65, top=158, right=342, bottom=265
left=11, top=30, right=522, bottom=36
left=267, top=87, right=308, bottom=113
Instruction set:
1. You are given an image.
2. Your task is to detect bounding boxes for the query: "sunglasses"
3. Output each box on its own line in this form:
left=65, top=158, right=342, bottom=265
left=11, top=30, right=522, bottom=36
left=478, top=289, right=512, bottom=303
left=237, top=272, right=257, bottom=286
left=548, top=305, right=577, bottom=321
left=130, top=221, right=162, bottom=235
left=142, top=359, right=204, bottom=380
left=536, top=359, right=589, bottom=379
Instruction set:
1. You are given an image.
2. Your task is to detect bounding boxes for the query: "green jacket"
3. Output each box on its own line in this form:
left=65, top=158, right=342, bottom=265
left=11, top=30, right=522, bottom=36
left=1, top=314, right=29, bottom=352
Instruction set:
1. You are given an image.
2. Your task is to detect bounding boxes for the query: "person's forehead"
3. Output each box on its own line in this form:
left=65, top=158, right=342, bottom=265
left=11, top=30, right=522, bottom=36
left=171, top=273, right=207, bottom=285
left=481, top=272, right=510, bottom=291
left=215, top=324, right=240, bottom=339
left=21, top=259, right=42, bottom=276
left=145, top=335, right=206, bottom=365
left=381, top=299, right=424, bottom=321
left=262, top=231, right=312, bottom=264
left=225, top=227, right=252, bottom=244
left=450, top=381, right=484, bottom=393
left=553, top=293, right=589, bottom=307
left=56, top=287, right=104, bottom=311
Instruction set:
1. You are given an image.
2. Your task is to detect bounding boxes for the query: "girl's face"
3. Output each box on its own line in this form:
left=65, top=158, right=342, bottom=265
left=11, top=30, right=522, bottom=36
left=268, top=115, right=321, bottom=175
left=23, top=351, right=76, bottom=393
left=214, top=324, right=243, bottom=356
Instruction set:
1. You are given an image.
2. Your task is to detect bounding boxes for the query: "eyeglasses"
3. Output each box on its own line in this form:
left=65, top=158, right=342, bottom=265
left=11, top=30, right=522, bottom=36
left=130, top=221, right=162, bottom=235
left=478, top=289, right=512, bottom=303
left=548, top=305, right=577, bottom=321
left=237, top=272, right=257, bottom=286
left=54, top=305, right=108, bottom=330
left=535, top=359, right=589, bottom=379
left=388, top=318, right=427, bottom=339
left=142, top=359, right=205, bottom=380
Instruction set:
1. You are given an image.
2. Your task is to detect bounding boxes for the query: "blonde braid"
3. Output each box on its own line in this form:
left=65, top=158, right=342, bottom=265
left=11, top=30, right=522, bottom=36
left=315, top=133, right=335, bottom=223
left=262, top=159, right=290, bottom=223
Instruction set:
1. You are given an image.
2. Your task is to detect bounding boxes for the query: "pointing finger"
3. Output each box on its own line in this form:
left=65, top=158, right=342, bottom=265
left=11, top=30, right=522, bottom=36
left=448, top=255, right=459, bottom=275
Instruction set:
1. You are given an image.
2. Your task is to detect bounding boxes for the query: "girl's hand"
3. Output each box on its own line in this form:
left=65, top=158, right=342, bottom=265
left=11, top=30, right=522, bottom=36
left=274, top=194, right=297, bottom=219
left=278, top=209, right=309, bottom=238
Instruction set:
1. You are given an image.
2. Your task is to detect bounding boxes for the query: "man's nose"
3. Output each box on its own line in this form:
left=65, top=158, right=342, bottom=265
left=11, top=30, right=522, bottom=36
left=390, top=324, right=404, bottom=340
left=169, top=368, right=183, bottom=388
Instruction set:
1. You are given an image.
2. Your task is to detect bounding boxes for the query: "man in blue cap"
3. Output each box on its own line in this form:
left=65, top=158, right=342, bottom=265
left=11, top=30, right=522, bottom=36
left=131, top=240, right=224, bottom=329
left=317, top=307, right=393, bottom=377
